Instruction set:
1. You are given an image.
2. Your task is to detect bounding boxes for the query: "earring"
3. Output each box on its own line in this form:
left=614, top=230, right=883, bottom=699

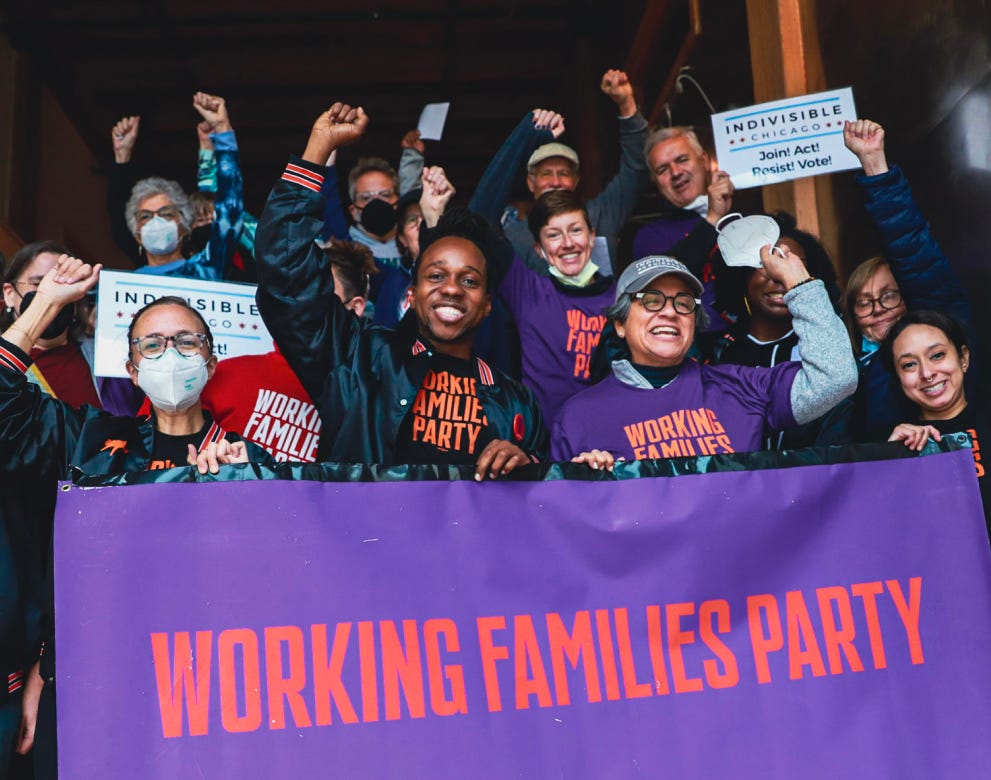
left=4, top=306, right=12, bottom=315
left=743, top=297, right=751, bottom=316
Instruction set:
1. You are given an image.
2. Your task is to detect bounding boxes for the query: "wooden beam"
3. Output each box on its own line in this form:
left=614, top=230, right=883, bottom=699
left=647, top=1, right=703, bottom=126
left=624, top=0, right=676, bottom=86
left=745, top=0, right=838, bottom=260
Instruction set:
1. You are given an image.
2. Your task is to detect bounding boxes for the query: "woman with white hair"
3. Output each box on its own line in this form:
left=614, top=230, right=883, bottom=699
left=117, top=92, right=243, bottom=280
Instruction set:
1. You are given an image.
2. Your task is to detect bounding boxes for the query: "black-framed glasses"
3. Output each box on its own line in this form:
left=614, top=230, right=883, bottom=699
left=130, top=332, right=210, bottom=358
left=135, top=206, right=180, bottom=226
left=853, top=289, right=902, bottom=317
left=632, top=290, right=700, bottom=315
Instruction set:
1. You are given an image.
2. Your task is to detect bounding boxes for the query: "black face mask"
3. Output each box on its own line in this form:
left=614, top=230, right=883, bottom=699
left=359, top=198, right=398, bottom=238
left=19, top=291, right=75, bottom=340
left=186, top=224, right=212, bottom=256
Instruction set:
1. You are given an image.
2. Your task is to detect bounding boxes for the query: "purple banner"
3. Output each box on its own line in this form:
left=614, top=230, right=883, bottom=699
left=56, top=450, right=991, bottom=778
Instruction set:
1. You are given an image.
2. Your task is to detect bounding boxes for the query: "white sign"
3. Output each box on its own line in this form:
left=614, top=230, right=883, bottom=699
left=94, top=271, right=274, bottom=378
left=711, top=87, right=861, bottom=189
left=417, top=102, right=450, bottom=141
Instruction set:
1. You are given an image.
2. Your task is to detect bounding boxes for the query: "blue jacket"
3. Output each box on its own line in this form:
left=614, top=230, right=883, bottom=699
left=824, top=165, right=973, bottom=443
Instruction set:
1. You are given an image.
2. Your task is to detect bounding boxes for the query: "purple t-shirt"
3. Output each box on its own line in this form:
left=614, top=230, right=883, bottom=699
left=550, top=360, right=800, bottom=461
left=498, top=256, right=616, bottom=422
left=632, top=213, right=702, bottom=260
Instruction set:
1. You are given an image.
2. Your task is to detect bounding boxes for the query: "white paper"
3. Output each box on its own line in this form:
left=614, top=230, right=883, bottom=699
left=417, top=102, right=450, bottom=141
left=711, top=87, right=861, bottom=189
left=94, top=271, right=273, bottom=378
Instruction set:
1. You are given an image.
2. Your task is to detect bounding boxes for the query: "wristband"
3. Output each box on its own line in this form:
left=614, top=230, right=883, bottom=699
left=788, top=276, right=817, bottom=293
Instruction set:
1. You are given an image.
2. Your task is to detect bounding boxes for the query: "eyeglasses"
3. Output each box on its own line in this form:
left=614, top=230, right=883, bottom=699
left=135, top=206, right=180, bottom=226
left=354, top=189, right=397, bottom=207
left=130, top=332, right=210, bottom=358
left=632, top=290, right=700, bottom=315
left=853, top=289, right=902, bottom=317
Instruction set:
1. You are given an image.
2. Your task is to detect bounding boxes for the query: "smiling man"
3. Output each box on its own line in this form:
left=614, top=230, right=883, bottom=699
left=631, top=127, right=738, bottom=258
left=255, top=103, right=547, bottom=475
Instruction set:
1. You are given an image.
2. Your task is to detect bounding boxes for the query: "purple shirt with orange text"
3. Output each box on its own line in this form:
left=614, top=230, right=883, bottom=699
left=551, top=359, right=799, bottom=461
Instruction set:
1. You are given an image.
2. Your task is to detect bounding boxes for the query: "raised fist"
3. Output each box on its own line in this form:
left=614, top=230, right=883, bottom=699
left=843, top=119, right=888, bottom=175
left=600, top=69, right=636, bottom=115
left=111, top=116, right=140, bottom=163
left=532, top=109, right=566, bottom=139
left=419, top=166, right=456, bottom=227
left=192, top=92, right=232, bottom=133
left=196, top=121, right=214, bottom=150
left=401, top=129, right=425, bottom=154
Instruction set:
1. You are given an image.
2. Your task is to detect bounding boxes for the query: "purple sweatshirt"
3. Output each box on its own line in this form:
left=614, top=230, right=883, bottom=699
left=551, top=359, right=799, bottom=461
left=497, top=256, right=616, bottom=422
left=632, top=212, right=703, bottom=260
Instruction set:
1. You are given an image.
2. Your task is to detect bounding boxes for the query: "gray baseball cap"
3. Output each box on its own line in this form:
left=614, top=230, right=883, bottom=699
left=527, top=142, right=580, bottom=173
left=614, top=255, right=704, bottom=304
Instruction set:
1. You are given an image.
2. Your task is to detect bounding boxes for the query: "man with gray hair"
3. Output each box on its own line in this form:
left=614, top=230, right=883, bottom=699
left=632, top=125, right=734, bottom=259
left=345, top=156, right=404, bottom=272
left=629, top=126, right=737, bottom=329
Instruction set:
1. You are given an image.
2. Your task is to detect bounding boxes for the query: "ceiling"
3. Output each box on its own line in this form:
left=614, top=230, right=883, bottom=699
left=1, top=1, right=754, bottom=218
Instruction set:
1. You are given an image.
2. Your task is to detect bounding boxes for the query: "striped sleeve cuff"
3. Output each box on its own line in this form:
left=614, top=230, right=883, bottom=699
left=0, top=338, right=30, bottom=373
left=7, top=669, right=23, bottom=695
left=282, top=157, right=326, bottom=193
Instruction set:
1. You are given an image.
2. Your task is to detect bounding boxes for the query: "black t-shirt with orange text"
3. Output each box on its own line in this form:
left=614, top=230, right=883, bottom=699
left=395, top=353, right=494, bottom=465
left=929, top=405, right=990, bottom=540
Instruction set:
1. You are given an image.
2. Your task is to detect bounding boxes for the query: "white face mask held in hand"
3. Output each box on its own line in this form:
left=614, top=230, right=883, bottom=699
left=140, top=216, right=181, bottom=255
left=136, top=349, right=208, bottom=412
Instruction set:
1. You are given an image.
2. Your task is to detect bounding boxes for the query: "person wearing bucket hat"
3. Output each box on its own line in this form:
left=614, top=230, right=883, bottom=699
left=469, top=69, right=649, bottom=275
left=550, top=249, right=857, bottom=469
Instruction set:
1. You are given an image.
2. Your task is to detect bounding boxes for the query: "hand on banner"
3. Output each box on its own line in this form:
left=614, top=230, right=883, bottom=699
left=705, top=170, right=735, bottom=226
left=111, top=115, right=140, bottom=164
left=401, top=129, right=425, bottom=154
left=303, top=102, right=370, bottom=165
left=888, top=423, right=941, bottom=452
left=600, top=69, right=636, bottom=117
left=843, top=119, right=888, bottom=176
left=572, top=449, right=620, bottom=472
left=420, top=166, right=456, bottom=228
left=15, top=661, right=43, bottom=755
left=532, top=109, right=566, bottom=139
left=188, top=440, right=250, bottom=475
left=474, top=439, right=530, bottom=481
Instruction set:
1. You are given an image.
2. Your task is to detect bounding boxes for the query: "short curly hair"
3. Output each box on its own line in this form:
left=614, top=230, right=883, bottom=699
left=125, top=177, right=193, bottom=237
